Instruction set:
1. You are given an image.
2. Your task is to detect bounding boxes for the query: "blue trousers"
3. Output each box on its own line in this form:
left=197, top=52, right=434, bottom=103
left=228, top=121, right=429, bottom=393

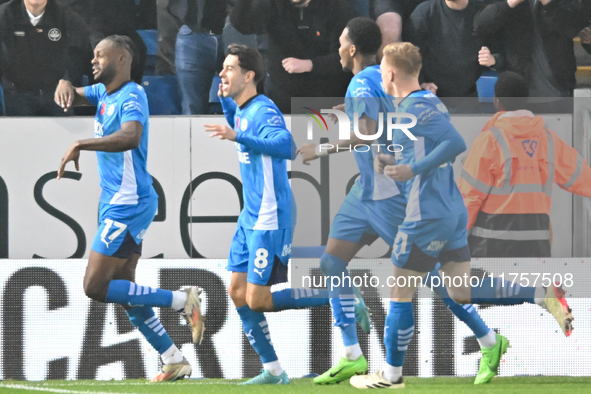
left=175, top=26, right=224, bottom=115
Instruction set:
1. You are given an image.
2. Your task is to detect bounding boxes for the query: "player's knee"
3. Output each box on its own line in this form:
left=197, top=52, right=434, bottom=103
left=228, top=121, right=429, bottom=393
left=246, top=294, right=269, bottom=313
left=83, top=281, right=107, bottom=302
left=228, top=282, right=246, bottom=305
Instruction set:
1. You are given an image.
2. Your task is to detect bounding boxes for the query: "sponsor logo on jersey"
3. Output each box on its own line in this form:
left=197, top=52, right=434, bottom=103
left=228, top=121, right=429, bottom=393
left=236, top=143, right=250, bottom=164
left=426, top=240, right=447, bottom=252
left=48, top=28, right=61, bottom=41
left=94, top=121, right=104, bottom=137
left=356, top=78, right=367, bottom=85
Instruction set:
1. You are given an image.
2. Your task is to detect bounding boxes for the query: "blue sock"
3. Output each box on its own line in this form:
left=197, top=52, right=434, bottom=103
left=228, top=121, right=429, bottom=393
left=105, top=280, right=173, bottom=308
left=126, top=306, right=174, bottom=354
left=272, top=288, right=329, bottom=311
left=320, top=253, right=358, bottom=346
left=384, top=301, right=414, bottom=367
left=426, top=270, right=490, bottom=338
left=236, top=305, right=278, bottom=363
left=471, top=278, right=536, bottom=305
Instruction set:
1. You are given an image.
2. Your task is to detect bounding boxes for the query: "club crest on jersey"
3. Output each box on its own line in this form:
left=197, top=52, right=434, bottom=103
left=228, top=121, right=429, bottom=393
left=107, top=104, right=115, bottom=116
left=241, top=118, right=249, bottom=131
left=48, top=28, right=61, bottom=41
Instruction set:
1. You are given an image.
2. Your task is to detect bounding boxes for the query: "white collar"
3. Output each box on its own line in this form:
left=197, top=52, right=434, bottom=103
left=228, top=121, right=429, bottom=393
left=499, top=110, right=535, bottom=119
left=26, top=8, right=45, bottom=26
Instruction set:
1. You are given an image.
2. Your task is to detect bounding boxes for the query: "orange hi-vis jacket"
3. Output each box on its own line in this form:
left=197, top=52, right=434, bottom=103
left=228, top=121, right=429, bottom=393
left=458, top=110, right=591, bottom=257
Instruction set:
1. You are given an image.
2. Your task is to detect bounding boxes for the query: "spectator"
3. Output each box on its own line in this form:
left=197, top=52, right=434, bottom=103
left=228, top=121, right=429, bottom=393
left=0, top=0, right=91, bottom=116
left=458, top=71, right=591, bottom=257
left=348, top=0, right=370, bottom=17
left=404, top=0, right=495, bottom=104
left=74, top=0, right=148, bottom=84
left=155, top=0, right=183, bottom=75
left=175, top=0, right=228, bottom=114
left=580, top=0, right=591, bottom=54
left=474, top=0, right=586, bottom=98
left=371, top=0, right=428, bottom=54
left=230, top=0, right=355, bottom=114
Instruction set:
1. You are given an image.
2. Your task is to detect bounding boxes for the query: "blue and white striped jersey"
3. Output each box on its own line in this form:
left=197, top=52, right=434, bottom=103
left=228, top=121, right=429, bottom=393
left=346, top=65, right=400, bottom=201
left=220, top=95, right=292, bottom=230
left=84, top=82, right=157, bottom=205
left=393, top=90, right=466, bottom=220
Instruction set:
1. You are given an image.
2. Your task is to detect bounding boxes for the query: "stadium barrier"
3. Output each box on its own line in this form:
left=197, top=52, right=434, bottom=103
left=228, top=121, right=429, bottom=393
left=0, top=259, right=588, bottom=381
left=0, top=113, right=575, bottom=259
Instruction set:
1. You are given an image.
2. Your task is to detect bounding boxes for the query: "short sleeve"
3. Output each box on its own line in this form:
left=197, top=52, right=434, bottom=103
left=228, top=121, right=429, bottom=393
left=345, top=78, right=381, bottom=122
left=120, top=93, right=146, bottom=124
left=258, top=105, right=288, bottom=138
left=407, top=99, right=452, bottom=141
left=84, top=83, right=105, bottom=106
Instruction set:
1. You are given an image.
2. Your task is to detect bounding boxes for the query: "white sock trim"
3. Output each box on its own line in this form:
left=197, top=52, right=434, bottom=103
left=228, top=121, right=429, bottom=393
left=171, top=291, right=188, bottom=311
left=263, top=360, right=284, bottom=376
left=382, top=363, right=402, bottom=383
left=477, top=330, right=497, bottom=349
left=344, top=344, right=363, bottom=361
left=161, top=344, right=183, bottom=364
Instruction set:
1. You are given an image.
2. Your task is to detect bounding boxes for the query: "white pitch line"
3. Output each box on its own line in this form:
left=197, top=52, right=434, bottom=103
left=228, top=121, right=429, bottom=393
left=0, top=383, right=141, bottom=394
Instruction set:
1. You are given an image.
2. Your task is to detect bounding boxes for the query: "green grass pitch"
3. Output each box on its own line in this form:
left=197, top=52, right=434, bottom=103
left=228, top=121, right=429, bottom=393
left=1, top=377, right=591, bottom=394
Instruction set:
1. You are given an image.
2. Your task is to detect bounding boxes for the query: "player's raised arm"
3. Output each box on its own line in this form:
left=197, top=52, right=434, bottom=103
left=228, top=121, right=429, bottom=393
left=54, top=79, right=92, bottom=111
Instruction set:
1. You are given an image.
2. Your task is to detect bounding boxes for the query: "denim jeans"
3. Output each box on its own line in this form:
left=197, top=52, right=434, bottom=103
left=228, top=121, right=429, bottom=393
left=175, top=25, right=224, bottom=115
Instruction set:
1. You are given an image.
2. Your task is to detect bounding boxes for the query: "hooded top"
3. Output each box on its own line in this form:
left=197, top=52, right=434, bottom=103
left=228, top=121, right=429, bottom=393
left=458, top=110, right=591, bottom=257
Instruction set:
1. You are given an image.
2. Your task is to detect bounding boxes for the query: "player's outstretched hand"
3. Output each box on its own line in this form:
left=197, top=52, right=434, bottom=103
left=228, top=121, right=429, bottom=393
left=205, top=124, right=237, bottom=141
left=384, top=164, right=414, bottom=181
left=375, top=153, right=396, bottom=174
left=54, top=79, right=75, bottom=112
left=327, top=103, right=345, bottom=124
left=57, top=142, right=81, bottom=180
left=296, top=143, right=318, bottom=165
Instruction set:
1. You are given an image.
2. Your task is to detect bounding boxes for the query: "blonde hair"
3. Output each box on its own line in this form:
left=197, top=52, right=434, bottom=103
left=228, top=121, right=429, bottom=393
left=382, top=42, right=422, bottom=79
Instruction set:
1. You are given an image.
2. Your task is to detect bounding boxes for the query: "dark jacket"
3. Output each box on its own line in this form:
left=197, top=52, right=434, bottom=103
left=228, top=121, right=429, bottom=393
left=474, top=0, right=586, bottom=96
left=404, top=0, right=485, bottom=97
left=0, top=0, right=91, bottom=90
left=230, top=0, right=354, bottom=101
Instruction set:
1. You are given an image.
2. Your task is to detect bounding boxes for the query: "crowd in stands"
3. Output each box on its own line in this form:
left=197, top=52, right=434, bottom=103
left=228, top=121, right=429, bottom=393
left=0, top=0, right=590, bottom=116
